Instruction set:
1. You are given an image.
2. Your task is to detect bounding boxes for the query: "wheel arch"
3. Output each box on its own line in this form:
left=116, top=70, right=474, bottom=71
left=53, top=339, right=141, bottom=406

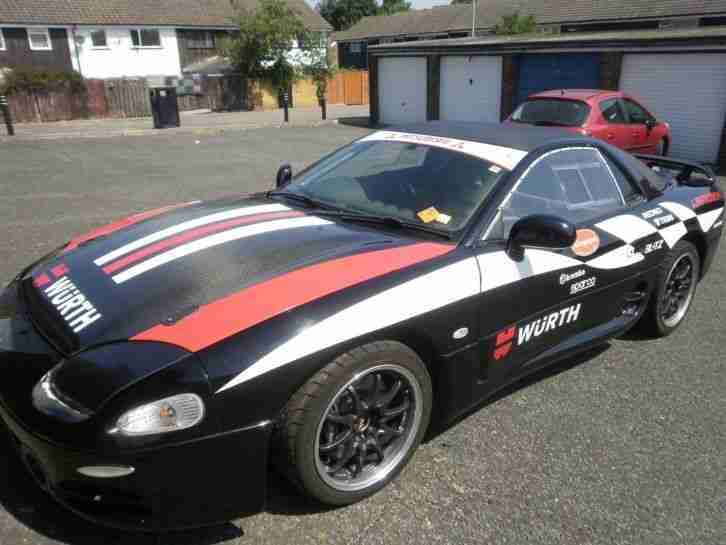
left=681, top=230, right=707, bottom=279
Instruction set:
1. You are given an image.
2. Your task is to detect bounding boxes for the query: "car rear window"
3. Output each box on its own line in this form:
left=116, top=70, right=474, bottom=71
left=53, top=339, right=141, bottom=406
left=510, top=99, right=590, bottom=127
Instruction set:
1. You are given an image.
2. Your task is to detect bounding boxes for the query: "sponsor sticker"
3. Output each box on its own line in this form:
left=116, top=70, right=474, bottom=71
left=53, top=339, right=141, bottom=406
left=491, top=303, right=583, bottom=361
left=559, top=269, right=586, bottom=285
left=43, top=276, right=102, bottom=333
left=641, top=208, right=663, bottom=219
left=692, top=191, right=722, bottom=209
left=417, top=206, right=440, bottom=224
left=641, top=239, right=665, bottom=255
left=652, top=214, right=675, bottom=227
left=570, top=276, right=596, bottom=295
left=572, top=229, right=600, bottom=257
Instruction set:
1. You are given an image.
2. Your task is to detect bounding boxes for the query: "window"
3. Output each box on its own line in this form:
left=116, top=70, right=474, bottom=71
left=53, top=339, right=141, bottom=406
left=0, top=29, right=5, bottom=51
left=90, top=29, right=107, bottom=48
left=186, top=30, right=214, bottom=49
left=510, top=99, right=591, bottom=127
left=622, top=99, right=652, bottom=125
left=28, top=28, right=52, bottom=51
left=487, top=148, right=625, bottom=240
left=604, top=156, right=642, bottom=204
left=130, top=29, right=161, bottom=48
left=350, top=41, right=362, bottom=53
left=287, top=139, right=506, bottom=231
left=599, top=98, right=626, bottom=124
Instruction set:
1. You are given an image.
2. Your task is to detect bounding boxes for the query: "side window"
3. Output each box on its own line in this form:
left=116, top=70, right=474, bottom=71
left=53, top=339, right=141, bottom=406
left=602, top=155, right=643, bottom=204
left=622, top=99, right=652, bottom=124
left=599, top=98, right=626, bottom=123
left=487, top=148, right=625, bottom=240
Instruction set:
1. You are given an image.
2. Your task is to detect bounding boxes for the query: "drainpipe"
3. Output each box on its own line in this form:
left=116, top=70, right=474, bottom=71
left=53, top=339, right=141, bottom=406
left=471, top=0, right=477, bottom=38
left=71, top=25, right=84, bottom=77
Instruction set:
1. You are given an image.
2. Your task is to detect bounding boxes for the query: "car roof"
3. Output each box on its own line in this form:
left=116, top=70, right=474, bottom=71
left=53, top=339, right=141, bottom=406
left=389, top=121, right=576, bottom=153
left=530, top=89, right=614, bottom=101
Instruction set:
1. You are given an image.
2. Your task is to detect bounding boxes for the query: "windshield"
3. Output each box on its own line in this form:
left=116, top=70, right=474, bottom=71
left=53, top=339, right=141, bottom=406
left=283, top=138, right=507, bottom=231
left=511, top=99, right=590, bottom=127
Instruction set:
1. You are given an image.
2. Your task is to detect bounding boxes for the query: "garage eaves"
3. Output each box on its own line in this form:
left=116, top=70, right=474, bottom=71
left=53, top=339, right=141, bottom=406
left=368, top=26, right=726, bottom=55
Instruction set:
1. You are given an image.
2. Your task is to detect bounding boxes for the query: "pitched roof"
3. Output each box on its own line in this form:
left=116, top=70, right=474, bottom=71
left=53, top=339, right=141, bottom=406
left=333, top=0, right=726, bottom=41
left=0, top=0, right=332, bottom=31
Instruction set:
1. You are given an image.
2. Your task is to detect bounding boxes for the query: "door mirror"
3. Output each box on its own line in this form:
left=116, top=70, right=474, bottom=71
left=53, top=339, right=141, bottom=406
left=506, top=214, right=576, bottom=262
left=645, top=118, right=657, bottom=132
left=276, top=164, right=293, bottom=188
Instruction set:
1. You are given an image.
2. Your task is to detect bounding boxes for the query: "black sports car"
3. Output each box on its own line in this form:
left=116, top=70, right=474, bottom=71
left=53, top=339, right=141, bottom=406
left=0, top=123, right=723, bottom=531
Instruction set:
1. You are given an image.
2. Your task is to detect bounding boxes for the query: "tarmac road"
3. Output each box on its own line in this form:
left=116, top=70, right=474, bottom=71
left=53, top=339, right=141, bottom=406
left=0, top=126, right=724, bottom=545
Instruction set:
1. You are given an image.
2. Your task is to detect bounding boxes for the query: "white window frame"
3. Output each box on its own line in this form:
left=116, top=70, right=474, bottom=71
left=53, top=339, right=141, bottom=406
left=186, top=30, right=214, bottom=50
left=482, top=147, right=626, bottom=240
left=0, top=29, right=6, bottom=51
left=130, top=28, right=162, bottom=49
left=28, top=27, right=52, bottom=51
left=90, top=29, right=109, bottom=49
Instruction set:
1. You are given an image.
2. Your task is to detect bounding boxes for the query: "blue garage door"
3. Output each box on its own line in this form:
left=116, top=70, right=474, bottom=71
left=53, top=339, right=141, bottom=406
left=516, top=54, right=601, bottom=107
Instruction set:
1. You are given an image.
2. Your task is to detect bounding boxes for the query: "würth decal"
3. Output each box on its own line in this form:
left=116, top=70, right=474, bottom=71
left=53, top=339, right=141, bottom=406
left=518, top=304, right=582, bottom=346
left=493, top=325, right=515, bottom=361
left=44, top=276, right=102, bottom=333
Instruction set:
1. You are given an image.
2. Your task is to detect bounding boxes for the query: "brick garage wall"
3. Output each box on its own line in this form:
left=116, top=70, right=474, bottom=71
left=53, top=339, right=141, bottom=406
left=599, top=52, right=623, bottom=91
left=500, top=55, right=520, bottom=120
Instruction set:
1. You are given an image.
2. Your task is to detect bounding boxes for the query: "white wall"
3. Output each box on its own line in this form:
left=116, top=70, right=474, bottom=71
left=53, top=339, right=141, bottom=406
left=71, top=27, right=182, bottom=79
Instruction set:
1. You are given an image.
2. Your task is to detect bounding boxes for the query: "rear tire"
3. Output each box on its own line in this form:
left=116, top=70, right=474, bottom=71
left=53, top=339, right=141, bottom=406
left=280, top=341, right=432, bottom=506
left=637, top=240, right=699, bottom=337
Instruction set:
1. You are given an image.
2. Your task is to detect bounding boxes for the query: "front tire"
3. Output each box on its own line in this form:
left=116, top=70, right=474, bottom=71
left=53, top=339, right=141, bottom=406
left=638, top=240, right=699, bottom=337
left=280, top=341, right=432, bottom=506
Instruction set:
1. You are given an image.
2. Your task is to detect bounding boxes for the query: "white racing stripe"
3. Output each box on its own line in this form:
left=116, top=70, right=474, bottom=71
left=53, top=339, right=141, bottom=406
left=360, top=131, right=528, bottom=171
left=697, top=207, right=724, bottom=233
left=95, top=204, right=290, bottom=266
left=477, top=249, right=582, bottom=292
left=112, top=216, right=331, bottom=284
left=587, top=245, right=643, bottom=270
left=596, top=215, right=657, bottom=244
left=216, top=257, right=481, bottom=392
left=660, top=201, right=696, bottom=222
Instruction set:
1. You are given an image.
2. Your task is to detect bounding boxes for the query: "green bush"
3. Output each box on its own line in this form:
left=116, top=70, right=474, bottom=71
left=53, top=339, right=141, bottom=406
left=0, top=66, right=85, bottom=95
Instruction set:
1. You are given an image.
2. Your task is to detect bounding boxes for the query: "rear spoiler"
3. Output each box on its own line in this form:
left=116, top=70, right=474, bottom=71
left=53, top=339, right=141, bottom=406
left=635, top=154, right=717, bottom=187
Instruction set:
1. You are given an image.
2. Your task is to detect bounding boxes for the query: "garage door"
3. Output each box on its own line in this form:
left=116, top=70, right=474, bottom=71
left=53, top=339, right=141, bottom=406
left=620, top=53, right=726, bottom=163
left=440, top=56, right=502, bottom=123
left=516, top=53, right=601, bottom=107
left=378, top=57, right=427, bottom=125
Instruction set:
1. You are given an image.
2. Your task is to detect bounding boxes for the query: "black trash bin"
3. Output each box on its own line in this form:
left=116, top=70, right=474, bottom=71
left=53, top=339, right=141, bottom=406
left=149, top=87, right=180, bottom=129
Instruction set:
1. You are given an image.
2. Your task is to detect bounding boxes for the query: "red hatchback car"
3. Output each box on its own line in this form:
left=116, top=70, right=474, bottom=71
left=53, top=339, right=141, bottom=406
left=508, top=89, right=671, bottom=156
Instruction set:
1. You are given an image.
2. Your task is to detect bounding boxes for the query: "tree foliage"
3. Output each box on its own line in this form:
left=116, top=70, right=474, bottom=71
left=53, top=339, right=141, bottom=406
left=221, top=0, right=307, bottom=80
left=450, top=0, right=472, bottom=4
left=379, top=0, right=411, bottom=16
left=317, top=0, right=379, bottom=31
left=494, top=11, right=536, bottom=35
left=0, top=66, right=84, bottom=95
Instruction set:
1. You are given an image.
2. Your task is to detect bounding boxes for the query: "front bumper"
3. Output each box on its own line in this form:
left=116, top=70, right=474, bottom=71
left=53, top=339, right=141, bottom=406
left=0, top=407, right=272, bottom=531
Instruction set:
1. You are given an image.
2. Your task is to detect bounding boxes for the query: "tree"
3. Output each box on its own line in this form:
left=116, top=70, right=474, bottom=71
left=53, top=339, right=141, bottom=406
left=317, top=0, right=378, bottom=31
left=379, top=0, right=411, bottom=16
left=494, top=11, right=536, bottom=35
left=221, top=0, right=307, bottom=80
left=450, top=0, right=472, bottom=4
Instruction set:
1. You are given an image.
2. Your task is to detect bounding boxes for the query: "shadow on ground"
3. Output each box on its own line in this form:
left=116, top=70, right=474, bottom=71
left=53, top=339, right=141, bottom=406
left=0, top=344, right=609, bottom=544
left=335, top=117, right=374, bottom=129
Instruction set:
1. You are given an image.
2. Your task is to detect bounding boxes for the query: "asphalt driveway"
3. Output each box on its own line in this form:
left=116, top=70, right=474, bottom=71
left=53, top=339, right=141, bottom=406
left=0, top=126, right=724, bottom=545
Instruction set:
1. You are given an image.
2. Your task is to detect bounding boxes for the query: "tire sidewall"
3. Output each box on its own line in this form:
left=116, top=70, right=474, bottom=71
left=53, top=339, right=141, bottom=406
left=294, top=343, right=432, bottom=506
left=653, top=241, right=699, bottom=336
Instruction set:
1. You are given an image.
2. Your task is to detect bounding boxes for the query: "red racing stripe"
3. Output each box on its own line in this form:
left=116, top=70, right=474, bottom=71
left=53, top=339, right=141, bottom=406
left=102, top=210, right=304, bottom=275
left=131, top=242, right=453, bottom=352
left=64, top=202, right=195, bottom=253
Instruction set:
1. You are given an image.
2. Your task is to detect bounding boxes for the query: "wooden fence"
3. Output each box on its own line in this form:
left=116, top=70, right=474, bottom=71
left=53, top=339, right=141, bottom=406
left=6, top=71, right=369, bottom=123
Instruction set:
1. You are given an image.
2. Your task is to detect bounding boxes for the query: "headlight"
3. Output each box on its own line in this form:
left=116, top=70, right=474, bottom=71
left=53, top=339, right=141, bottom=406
left=32, top=369, right=92, bottom=423
left=109, top=393, right=205, bottom=437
